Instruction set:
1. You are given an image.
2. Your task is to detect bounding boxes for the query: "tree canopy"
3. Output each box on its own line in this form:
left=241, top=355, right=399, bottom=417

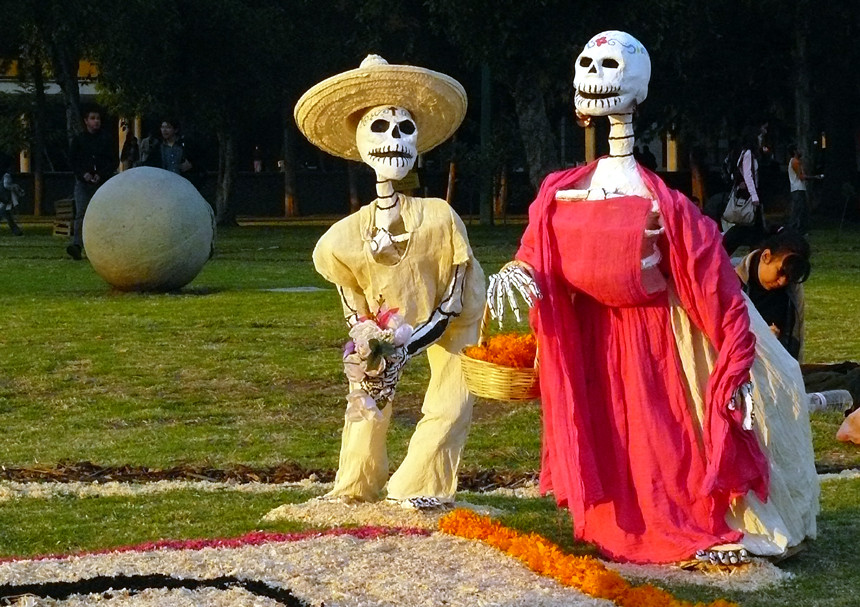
left=1, top=0, right=857, bottom=216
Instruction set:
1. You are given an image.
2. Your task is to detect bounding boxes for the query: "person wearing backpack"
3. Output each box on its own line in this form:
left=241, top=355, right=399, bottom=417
left=722, top=131, right=767, bottom=255
left=702, top=140, right=740, bottom=224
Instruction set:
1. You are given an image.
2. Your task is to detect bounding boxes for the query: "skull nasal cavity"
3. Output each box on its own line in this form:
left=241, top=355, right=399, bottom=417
left=392, top=125, right=401, bottom=138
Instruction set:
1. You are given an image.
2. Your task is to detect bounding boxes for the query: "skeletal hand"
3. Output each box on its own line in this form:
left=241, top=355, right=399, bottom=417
left=360, top=345, right=408, bottom=403
left=487, top=261, right=541, bottom=326
left=728, top=381, right=755, bottom=431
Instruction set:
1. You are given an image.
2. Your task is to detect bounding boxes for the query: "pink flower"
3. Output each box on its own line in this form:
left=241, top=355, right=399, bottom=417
left=393, top=324, right=412, bottom=346
left=375, top=303, right=401, bottom=329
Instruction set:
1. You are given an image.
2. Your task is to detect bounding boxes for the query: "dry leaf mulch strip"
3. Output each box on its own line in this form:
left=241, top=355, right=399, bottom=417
left=0, top=461, right=538, bottom=492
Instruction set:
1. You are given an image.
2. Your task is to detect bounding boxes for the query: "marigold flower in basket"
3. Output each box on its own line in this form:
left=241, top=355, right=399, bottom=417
left=463, top=332, right=536, bottom=368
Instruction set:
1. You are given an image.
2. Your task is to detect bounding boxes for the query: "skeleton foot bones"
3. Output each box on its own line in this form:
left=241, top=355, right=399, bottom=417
left=694, top=544, right=751, bottom=566
left=487, top=260, right=542, bottom=326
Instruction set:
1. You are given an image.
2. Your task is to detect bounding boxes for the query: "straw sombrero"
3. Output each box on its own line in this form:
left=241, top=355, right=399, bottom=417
left=294, top=55, right=467, bottom=161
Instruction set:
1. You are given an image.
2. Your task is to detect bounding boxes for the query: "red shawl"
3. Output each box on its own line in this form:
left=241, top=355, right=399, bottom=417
left=516, top=163, right=769, bottom=526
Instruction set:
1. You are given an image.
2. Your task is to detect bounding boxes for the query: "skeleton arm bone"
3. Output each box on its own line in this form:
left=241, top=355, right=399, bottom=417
left=405, top=263, right=467, bottom=357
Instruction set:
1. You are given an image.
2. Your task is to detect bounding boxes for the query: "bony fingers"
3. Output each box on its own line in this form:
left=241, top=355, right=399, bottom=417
left=511, top=300, right=522, bottom=323
left=512, top=282, right=535, bottom=309
left=493, top=293, right=505, bottom=325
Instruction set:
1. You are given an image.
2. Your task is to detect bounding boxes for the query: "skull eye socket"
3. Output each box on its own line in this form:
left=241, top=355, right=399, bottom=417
left=370, top=119, right=389, bottom=133
left=398, top=120, right=416, bottom=135
left=602, top=58, right=619, bottom=69
left=578, top=56, right=592, bottom=68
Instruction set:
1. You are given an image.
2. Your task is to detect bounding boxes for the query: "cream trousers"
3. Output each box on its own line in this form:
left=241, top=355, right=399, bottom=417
left=328, top=322, right=477, bottom=502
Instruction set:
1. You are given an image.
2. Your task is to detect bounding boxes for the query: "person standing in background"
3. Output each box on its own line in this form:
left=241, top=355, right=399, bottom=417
left=67, top=106, right=117, bottom=260
left=144, top=119, right=193, bottom=175
left=787, top=144, right=821, bottom=236
left=722, top=131, right=765, bottom=255
left=120, top=134, right=140, bottom=170
left=0, top=155, right=24, bottom=236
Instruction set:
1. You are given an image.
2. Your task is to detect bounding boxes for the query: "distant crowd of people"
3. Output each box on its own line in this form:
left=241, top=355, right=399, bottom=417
left=0, top=108, right=825, bottom=366
left=65, top=107, right=207, bottom=260
left=692, top=122, right=820, bottom=362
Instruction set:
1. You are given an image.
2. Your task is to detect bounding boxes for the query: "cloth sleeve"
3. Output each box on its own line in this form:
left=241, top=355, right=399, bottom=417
left=655, top=181, right=769, bottom=502
left=740, top=151, right=758, bottom=201
left=312, top=227, right=363, bottom=294
left=449, top=209, right=472, bottom=266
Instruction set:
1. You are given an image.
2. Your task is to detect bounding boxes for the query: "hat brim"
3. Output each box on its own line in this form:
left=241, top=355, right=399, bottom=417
left=294, top=64, right=467, bottom=161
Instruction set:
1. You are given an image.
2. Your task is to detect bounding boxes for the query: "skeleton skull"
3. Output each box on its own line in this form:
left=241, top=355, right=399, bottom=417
left=356, top=105, right=417, bottom=181
left=573, top=31, right=650, bottom=117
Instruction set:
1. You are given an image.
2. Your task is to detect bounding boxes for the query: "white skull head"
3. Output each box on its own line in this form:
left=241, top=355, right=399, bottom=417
left=573, top=31, right=650, bottom=117
left=356, top=105, right=417, bottom=181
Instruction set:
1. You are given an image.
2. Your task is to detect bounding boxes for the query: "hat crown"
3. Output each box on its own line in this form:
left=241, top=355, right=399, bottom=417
left=360, top=54, right=389, bottom=69
left=295, top=56, right=467, bottom=161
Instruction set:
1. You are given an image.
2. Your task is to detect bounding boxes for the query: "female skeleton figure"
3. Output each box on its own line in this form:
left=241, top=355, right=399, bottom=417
left=490, top=31, right=817, bottom=564
left=295, top=56, right=485, bottom=509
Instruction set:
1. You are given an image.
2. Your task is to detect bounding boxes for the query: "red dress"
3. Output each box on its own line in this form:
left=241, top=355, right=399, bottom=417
left=516, top=164, right=769, bottom=563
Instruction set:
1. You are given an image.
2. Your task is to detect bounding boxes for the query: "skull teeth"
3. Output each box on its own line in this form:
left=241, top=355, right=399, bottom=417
left=577, top=84, right=621, bottom=100
left=369, top=144, right=415, bottom=169
left=574, top=93, right=622, bottom=105
left=370, top=144, right=414, bottom=160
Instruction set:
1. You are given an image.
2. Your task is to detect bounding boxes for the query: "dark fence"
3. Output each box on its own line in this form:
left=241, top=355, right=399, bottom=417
left=13, top=168, right=806, bottom=219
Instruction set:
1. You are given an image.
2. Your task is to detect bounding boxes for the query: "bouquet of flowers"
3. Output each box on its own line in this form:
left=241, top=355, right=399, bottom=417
left=343, top=303, right=412, bottom=422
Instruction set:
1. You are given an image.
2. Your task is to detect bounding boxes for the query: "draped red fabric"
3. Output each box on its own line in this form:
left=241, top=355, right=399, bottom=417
left=515, top=162, right=768, bottom=563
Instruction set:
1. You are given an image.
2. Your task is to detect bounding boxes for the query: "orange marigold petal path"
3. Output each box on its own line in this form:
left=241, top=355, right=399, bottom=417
left=438, top=509, right=740, bottom=607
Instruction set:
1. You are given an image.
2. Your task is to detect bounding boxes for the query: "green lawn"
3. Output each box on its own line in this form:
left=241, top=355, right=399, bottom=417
left=0, top=219, right=859, bottom=605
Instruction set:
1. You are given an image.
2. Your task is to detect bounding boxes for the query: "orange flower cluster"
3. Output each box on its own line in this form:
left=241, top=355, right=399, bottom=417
left=463, top=333, right=537, bottom=368
left=438, top=509, right=739, bottom=607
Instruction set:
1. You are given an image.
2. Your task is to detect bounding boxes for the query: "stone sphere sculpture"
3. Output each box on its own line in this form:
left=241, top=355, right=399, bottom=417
left=83, top=167, right=215, bottom=292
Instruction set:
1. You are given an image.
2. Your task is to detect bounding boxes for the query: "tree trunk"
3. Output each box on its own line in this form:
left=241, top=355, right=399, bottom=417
left=25, top=53, right=48, bottom=215
left=818, top=6, right=857, bottom=216
left=479, top=64, right=493, bottom=226
left=509, top=72, right=560, bottom=190
left=282, top=107, right=298, bottom=217
left=689, top=148, right=707, bottom=207
left=347, top=161, right=360, bottom=213
left=46, top=39, right=82, bottom=144
left=793, top=0, right=812, bottom=157
left=446, top=160, right=456, bottom=205
left=215, top=128, right=238, bottom=225
left=493, top=167, right=509, bottom=220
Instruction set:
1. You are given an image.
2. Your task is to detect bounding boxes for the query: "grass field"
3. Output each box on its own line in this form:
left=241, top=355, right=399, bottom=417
left=0, top=219, right=859, bottom=605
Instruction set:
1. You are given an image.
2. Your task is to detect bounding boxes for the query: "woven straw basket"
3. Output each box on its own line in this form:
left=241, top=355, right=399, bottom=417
left=460, top=305, right=540, bottom=401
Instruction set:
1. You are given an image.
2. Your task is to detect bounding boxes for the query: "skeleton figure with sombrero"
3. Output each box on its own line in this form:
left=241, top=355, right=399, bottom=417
left=296, top=55, right=485, bottom=509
